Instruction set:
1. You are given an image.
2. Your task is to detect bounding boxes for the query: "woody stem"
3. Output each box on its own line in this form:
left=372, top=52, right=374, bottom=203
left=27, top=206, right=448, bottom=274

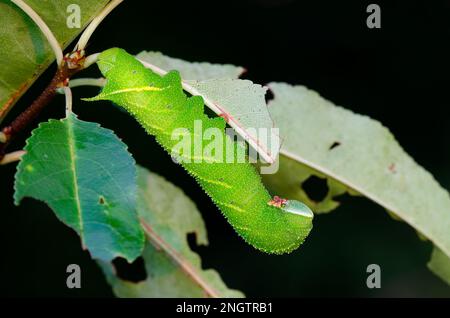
left=0, top=61, right=81, bottom=160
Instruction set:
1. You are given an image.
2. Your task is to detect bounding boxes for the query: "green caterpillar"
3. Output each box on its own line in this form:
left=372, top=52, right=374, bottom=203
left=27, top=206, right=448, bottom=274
left=86, top=48, right=313, bottom=254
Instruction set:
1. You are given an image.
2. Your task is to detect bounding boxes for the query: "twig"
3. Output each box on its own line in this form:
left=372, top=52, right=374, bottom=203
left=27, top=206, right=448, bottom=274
left=0, top=150, right=26, bottom=165
left=0, top=57, right=83, bottom=160
left=68, top=77, right=106, bottom=89
left=11, top=0, right=63, bottom=65
left=75, top=0, right=124, bottom=51
left=83, top=53, right=100, bottom=69
left=56, top=77, right=106, bottom=94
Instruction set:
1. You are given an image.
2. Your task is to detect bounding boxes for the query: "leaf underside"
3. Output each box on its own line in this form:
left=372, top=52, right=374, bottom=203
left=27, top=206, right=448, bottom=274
left=136, top=51, right=245, bottom=81
left=100, top=166, right=244, bottom=298
left=265, top=83, right=450, bottom=268
left=133, top=51, right=450, bottom=283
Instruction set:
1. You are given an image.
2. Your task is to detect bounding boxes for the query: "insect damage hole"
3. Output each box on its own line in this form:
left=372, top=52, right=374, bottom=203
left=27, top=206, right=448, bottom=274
left=265, top=88, right=275, bottom=103
left=186, top=232, right=208, bottom=256
left=112, top=256, right=147, bottom=283
left=329, top=141, right=341, bottom=150
left=301, top=176, right=329, bottom=202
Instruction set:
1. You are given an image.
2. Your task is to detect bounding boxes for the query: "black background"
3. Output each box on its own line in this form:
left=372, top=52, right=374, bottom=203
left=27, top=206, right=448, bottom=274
left=1, top=0, right=450, bottom=297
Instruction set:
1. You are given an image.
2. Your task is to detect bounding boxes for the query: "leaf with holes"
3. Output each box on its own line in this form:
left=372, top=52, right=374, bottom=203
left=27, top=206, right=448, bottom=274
left=14, top=113, right=144, bottom=262
left=264, top=82, right=450, bottom=282
left=100, top=166, right=244, bottom=298
left=0, top=0, right=110, bottom=122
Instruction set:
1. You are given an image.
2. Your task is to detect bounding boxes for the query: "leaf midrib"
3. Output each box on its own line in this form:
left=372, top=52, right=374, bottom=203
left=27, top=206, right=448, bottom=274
left=281, top=148, right=450, bottom=258
left=66, top=115, right=84, bottom=243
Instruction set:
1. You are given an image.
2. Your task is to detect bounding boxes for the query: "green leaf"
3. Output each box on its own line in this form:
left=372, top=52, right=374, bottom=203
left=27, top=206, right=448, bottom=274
left=100, top=166, right=244, bottom=298
left=136, top=51, right=280, bottom=163
left=0, top=0, right=110, bottom=122
left=14, top=113, right=144, bottom=262
left=264, top=82, right=450, bottom=261
left=428, top=247, right=450, bottom=285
